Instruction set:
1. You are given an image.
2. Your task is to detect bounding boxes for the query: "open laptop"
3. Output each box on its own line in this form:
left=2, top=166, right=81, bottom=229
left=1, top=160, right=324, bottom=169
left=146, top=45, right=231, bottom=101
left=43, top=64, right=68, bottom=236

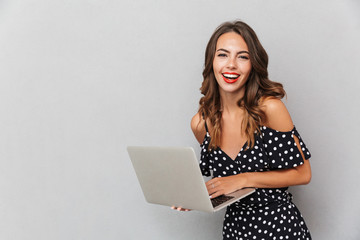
left=127, top=146, right=255, bottom=213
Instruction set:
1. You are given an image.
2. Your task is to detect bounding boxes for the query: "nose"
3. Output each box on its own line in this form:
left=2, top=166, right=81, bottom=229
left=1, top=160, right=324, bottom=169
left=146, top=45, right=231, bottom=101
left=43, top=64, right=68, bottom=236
left=227, top=56, right=237, bottom=69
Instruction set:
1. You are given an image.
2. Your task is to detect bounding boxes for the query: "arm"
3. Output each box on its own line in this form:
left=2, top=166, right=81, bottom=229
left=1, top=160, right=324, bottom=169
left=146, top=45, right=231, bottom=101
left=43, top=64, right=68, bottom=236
left=191, top=112, right=206, bottom=144
left=207, top=99, right=312, bottom=198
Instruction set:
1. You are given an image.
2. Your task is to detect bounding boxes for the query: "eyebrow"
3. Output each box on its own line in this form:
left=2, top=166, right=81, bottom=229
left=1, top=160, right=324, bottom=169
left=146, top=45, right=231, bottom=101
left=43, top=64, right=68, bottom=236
left=216, top=48, right=249, bottom=55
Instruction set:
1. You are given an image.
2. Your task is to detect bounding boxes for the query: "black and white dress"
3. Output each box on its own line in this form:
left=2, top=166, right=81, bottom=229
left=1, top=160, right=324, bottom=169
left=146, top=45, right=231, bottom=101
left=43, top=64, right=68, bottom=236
left=200, top=124, right=312, bottom=240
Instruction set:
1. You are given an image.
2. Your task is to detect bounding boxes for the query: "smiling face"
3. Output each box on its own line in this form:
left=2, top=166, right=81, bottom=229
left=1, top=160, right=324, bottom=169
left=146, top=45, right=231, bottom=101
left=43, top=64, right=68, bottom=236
left=213, top=31, right=252, bottom=97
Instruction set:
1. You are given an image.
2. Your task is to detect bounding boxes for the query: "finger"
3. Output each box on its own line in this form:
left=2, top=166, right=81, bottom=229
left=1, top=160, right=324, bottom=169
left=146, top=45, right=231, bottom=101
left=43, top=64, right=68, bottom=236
left=172, top=206, right=183, bottom=211
left=208, top=182, right=224, bottom=195
left=207, top=186, right=219, bottom=196
left=178, top=207, right=190, bottom=212
left=205, top=178, right=217, bottom=188
left=206, top=180, right=219, bottom=194
left=210, top=189, right=224, bottom=199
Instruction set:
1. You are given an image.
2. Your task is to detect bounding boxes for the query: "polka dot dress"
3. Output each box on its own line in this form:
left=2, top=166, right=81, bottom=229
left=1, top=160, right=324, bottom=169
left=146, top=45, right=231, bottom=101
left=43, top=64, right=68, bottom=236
left=200, top=124, right=312, bottom=240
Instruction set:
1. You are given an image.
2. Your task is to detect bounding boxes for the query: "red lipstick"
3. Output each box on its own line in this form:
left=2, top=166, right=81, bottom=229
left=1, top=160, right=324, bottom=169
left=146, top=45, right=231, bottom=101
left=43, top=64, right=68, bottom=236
left=222, top=72, right=240, bottom=84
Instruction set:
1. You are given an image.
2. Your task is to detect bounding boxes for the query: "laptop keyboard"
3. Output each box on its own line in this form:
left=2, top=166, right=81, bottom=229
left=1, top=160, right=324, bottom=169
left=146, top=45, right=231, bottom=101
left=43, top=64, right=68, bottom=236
left=211, top=195, right=234, bottom=208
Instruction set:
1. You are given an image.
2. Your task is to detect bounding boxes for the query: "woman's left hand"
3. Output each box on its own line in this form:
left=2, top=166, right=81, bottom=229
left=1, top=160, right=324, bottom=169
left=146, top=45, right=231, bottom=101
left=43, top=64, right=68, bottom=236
left=206, top=174, right=248, bottom=199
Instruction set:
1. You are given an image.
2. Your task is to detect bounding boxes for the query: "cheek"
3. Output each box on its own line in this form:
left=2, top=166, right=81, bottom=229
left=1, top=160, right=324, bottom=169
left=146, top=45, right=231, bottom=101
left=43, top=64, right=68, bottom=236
left=213, top=71, right=222, bottom=83
left=240, top=63, right=252, bottom=76
left=212, top=61, right=221, bottom=73
left=212, top=69, right=224, bottom=85
left=213, top=57, right=227, bottom=72
left=212, top=65, right=224, bottom=82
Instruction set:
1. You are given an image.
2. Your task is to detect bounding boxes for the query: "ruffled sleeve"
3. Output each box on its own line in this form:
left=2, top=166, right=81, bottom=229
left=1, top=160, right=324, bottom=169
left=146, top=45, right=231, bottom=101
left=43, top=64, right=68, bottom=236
left=199, top=132, right=213, bottom=177
left=260, top=126, right=311, bottom=170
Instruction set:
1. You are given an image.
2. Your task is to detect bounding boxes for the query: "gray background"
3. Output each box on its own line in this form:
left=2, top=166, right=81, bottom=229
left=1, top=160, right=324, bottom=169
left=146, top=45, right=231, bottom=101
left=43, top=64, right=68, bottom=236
left=0, top=0, right=359, bottom=239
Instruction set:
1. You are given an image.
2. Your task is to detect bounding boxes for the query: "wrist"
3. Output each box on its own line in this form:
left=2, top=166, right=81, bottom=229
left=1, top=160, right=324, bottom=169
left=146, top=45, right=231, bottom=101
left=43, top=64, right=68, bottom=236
left=235, top=172, right=251, bottom=189
left=242, top=172, right=252, bottom=188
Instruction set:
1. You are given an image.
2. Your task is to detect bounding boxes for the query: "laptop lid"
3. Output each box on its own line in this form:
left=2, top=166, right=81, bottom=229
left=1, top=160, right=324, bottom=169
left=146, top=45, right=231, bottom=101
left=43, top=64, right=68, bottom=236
left=127, top=146, right=255, bottom=213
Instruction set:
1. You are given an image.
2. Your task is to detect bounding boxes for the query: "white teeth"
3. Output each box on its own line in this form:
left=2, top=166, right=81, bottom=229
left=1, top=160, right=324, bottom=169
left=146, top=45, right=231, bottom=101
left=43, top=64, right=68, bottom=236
left=223, top=74, right=239, bottom=78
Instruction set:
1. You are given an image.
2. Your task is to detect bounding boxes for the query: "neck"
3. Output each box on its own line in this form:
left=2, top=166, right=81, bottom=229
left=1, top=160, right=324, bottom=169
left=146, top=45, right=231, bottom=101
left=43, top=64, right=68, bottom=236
left=219, top=88, right=245, bottom=115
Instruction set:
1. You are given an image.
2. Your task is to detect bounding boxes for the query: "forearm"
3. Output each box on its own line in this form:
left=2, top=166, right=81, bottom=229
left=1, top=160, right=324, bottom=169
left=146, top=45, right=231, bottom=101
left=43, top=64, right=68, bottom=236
left=206, top=161, right=311, bottom=198
left=242, top=135, right=312, bottom=189
left=242, top=163, right=311, bottom=189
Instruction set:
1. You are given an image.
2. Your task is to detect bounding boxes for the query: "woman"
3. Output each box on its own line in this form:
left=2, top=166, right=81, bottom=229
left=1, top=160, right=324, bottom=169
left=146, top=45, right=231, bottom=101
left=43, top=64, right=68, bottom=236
left=176, top=20, right=312, bottom=240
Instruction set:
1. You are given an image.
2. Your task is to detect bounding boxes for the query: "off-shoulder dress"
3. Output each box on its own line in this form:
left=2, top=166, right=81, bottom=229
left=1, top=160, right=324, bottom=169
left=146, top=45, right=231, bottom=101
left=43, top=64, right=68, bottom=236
left=200, top=124, right=312, bottom=240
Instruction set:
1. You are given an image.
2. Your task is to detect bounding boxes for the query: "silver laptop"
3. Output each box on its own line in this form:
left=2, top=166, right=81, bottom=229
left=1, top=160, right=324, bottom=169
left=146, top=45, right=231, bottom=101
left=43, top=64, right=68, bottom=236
left=127, top=146, right=255, bottom=213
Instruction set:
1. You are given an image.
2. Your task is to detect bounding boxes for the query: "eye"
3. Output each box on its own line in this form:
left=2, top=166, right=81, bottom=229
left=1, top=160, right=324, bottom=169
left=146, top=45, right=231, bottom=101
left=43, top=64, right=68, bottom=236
left=217, top=53, right=227, bottom=57
left=239, top=55, right=249, bottom=60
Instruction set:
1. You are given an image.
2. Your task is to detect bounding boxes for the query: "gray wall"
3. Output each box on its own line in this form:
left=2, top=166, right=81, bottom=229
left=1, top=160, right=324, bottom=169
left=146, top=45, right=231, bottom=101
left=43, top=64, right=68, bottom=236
left=0, top=0, right=359, bottom=239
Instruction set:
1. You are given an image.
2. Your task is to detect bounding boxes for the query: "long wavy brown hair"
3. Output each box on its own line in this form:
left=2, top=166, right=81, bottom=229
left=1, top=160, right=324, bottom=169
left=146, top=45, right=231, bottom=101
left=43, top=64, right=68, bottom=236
left=198, top=20, right=286, bottom=150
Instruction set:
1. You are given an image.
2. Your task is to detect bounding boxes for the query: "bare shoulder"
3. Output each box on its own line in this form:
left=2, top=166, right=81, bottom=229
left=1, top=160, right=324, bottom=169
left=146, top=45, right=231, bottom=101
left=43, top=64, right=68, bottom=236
left=260, top=97, right=294, bottom=131
left=191, top=112, right=206, bottom=144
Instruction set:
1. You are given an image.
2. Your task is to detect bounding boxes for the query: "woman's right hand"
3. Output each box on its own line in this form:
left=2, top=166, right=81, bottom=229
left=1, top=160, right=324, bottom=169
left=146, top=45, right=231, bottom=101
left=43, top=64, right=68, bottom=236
left=171, top=206, right=192, bottom=212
